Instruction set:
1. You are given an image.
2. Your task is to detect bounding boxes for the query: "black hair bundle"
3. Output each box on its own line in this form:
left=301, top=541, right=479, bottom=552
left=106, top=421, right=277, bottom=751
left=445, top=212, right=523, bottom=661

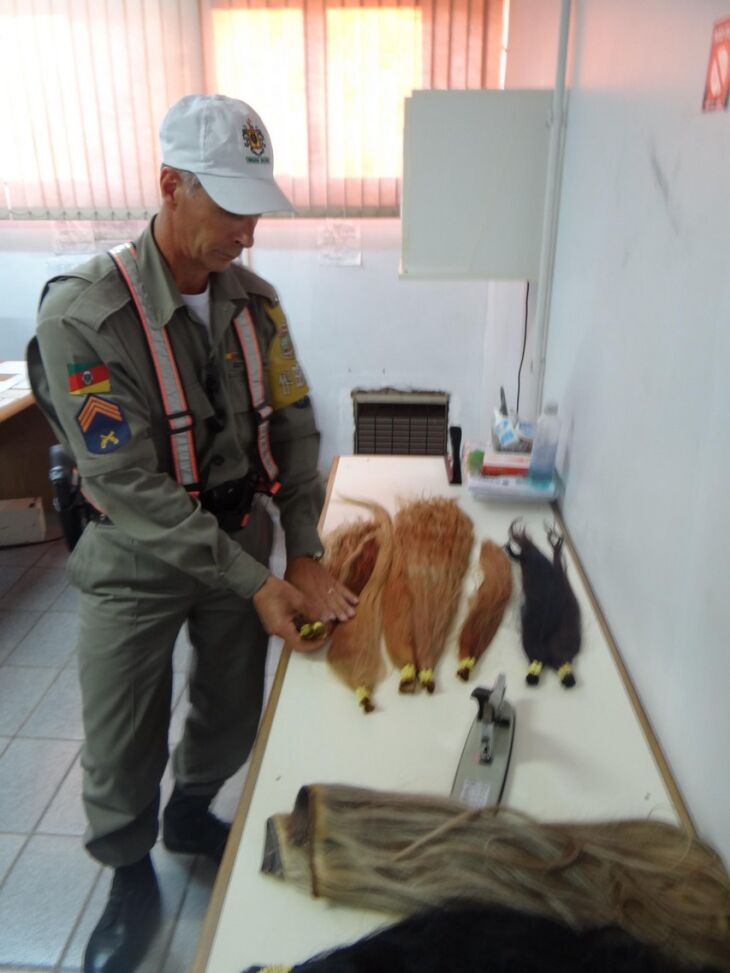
left=506, top=520, right=581, bottom=686
left=242, top=902, right=716, bottom=973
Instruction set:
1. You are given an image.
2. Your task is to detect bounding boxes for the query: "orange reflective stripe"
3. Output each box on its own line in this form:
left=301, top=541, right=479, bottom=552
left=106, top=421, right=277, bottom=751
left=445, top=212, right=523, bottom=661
left=232, top=308, right=280, bottom=487
left=108, top=244, right=201, bottom=495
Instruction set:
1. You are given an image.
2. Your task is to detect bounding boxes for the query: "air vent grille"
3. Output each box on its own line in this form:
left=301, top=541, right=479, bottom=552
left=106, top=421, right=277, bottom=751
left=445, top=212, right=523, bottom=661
left=352, top=391, right=448, bottom=456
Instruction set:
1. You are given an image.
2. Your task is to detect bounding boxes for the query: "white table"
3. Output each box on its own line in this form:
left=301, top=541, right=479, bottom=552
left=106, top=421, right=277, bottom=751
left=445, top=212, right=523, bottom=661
left=192, top=455, right=688, bottom=973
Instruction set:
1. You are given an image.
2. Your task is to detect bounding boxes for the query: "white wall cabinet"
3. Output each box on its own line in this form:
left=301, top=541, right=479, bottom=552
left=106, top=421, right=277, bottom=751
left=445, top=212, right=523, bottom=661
left=401, top=89, right=553, bottom=279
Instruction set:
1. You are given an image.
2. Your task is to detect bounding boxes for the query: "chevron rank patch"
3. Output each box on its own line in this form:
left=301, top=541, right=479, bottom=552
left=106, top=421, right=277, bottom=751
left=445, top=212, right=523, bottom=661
left=76, top=395, right=131, bottom=455
left=67, top=361, right=111, bottom=395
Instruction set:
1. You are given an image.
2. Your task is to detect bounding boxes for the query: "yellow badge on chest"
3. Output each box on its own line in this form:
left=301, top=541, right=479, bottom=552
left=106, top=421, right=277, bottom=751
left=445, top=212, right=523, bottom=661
left=264, top=301, right=310, bottom=409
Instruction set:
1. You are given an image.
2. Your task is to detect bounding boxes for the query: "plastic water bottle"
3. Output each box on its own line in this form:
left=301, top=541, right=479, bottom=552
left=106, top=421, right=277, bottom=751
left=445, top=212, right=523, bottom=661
left=528, top=402, right=560, bottom=484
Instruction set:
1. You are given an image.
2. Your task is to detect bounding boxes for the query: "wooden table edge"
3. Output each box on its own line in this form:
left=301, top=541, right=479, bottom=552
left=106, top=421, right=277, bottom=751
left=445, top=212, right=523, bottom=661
left=0, top=391, right=34, bottom=423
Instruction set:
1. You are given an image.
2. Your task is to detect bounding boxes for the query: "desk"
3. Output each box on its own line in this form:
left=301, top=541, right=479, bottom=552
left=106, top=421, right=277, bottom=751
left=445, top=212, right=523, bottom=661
left=193, top=455, right=688, bottom=973
left=0, top=361, right=56, bottom=516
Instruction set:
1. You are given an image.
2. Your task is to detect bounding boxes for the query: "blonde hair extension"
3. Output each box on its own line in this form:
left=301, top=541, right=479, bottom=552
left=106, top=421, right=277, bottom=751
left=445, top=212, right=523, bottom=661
left=263, top=783, right=730, bottom=972
left=457, top=540, right=513, bottom=680
left=326, top=501, right=393, bottom=713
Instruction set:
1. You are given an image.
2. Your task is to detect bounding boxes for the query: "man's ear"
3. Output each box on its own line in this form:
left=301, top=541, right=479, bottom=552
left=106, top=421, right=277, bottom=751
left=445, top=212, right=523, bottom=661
left=159, top=166, right=182, bottom=207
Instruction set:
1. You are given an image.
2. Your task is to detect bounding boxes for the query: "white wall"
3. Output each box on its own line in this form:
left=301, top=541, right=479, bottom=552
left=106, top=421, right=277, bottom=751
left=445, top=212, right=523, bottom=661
left=546, top=0, right=730, bottom=863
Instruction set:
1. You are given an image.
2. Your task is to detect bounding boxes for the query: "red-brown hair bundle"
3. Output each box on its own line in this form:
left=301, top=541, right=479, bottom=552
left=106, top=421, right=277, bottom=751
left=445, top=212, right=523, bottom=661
left=382, top=527, right=418, bottom=693
left=323, top=516, right=380, bottom=599
left=456, top=540, right=513, bottom=680
left=325, top=501, right=393, bottom=713
left=391, top=497, right=474, bottom=693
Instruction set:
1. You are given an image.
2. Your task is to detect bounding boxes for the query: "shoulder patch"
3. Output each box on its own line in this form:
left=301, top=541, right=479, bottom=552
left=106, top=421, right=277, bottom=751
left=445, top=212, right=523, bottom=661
left=264, top=303, right=310, bottom=409
left=76, top=395, right=131, bottom=455
left=68, top=361, right=111, bottom=395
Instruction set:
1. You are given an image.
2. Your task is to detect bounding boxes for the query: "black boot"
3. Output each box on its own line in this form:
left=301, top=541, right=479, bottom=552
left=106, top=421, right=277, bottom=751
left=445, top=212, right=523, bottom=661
left=162, top=784, right=231, bottom=865
left=83, top=854, right=160, bottom=973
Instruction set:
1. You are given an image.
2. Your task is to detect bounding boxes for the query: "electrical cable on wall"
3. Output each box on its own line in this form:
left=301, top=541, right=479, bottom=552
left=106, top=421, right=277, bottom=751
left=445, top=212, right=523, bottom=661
left=516, top=281, right=529, bottom=415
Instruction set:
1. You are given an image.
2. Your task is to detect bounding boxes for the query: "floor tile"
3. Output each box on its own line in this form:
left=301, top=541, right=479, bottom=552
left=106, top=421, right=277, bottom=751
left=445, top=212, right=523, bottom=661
left=169, top=673, right=191, bottom=744
left=0, top=736, right=10, bottom=758
left=161, top=758, right=176, bottom=812
left=0, top=566, right=69, bottom=611
left=50, top=583, right=79, bottom=612
left=19, top=668, right=83, bottom=740
left=172, top=667, right=187, bottom=709
left=0, top=543, right=48, bottom=568
left=0, top=609, right=42, bottom=664
left=0, top=833, right=25, bottom=886
left=0, top=665, right=58, bottom=736
left=160, top=857, right=218, bottom=973
left=6, top=610, right=78, bottom=667
left=0, top=565, right=29, bottom=600
left=57, top=866, right=108, bottom=972
left=61, top=844, right=196, bottom=971
left=37, top=752, right=85, bottom=837
left=0, top=833, right=100, bottom=968
left=213, top=760, right=250, bottom=822
left=35, top=540, right=70, bottom=568
left=0, top=737, right=80, bottom=832
left=173, top=624, right=193, bottom=674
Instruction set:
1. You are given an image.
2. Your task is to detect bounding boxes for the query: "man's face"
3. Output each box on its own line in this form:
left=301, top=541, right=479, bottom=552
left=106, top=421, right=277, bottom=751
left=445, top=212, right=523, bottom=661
left=175, top=180, right=260, bottom=275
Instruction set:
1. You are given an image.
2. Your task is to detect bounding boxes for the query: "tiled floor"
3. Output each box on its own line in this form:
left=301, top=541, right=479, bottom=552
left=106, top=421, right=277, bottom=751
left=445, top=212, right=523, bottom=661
left=0, top=530, right=286, bottom=973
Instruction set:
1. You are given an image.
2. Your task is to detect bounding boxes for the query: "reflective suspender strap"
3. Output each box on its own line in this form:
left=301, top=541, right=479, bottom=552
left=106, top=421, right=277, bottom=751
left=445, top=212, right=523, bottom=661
left=108, top=243, right=201, bottom=496
left=232, top=307, right=281, bottom=491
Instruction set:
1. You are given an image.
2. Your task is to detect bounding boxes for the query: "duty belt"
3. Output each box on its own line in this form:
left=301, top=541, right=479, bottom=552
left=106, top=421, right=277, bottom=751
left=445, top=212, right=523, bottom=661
left=85, top=473, right=263, bottom=533
left=200, top=472, right=261, bottom=532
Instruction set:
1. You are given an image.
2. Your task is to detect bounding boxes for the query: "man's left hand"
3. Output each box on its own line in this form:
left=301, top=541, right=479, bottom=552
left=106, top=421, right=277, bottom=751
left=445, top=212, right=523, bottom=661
left=284, top=556, right=358, bottom=623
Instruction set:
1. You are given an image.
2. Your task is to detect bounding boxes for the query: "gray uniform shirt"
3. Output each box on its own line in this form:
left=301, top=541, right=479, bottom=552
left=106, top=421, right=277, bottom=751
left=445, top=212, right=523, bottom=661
left=29, top=221, right=324, bottom=599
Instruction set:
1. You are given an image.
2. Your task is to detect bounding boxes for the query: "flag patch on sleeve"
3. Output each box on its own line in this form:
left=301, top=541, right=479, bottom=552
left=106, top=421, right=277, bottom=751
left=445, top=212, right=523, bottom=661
left=76, top=395, right=131, bottom=454
left=67, top=361, right=111, bottom=395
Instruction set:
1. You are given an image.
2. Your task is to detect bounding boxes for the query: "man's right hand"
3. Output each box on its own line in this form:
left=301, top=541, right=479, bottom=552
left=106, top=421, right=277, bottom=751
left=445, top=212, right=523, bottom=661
left=252, top=575, right=324, bottom=652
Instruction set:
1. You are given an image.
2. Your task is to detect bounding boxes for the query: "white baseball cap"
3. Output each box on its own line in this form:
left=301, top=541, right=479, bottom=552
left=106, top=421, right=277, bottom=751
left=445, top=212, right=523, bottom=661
left=159, top=94, right=295, bottom=216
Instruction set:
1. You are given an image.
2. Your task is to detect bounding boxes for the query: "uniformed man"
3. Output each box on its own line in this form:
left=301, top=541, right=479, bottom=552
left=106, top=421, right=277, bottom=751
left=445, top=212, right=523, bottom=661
left=27, top=94, right=357, bottom=973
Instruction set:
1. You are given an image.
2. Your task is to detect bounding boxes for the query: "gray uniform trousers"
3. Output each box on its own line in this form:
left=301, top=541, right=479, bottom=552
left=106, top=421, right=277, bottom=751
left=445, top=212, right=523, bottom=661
left=67, top=501, right=273, bottom=868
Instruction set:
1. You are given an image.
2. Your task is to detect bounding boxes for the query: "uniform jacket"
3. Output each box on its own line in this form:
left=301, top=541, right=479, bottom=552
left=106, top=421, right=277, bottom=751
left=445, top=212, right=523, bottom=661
left=28, top=221, right=324, bottom=599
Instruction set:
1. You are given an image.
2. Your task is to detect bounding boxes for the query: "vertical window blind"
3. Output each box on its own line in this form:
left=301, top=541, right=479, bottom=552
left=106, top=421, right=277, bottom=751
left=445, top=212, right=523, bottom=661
left=0, top=0, right=504, bottom=219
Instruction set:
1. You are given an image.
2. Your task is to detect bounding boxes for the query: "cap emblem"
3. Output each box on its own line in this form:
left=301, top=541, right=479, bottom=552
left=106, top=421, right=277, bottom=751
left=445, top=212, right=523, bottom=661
left=242, top=118, right=269, bottom=163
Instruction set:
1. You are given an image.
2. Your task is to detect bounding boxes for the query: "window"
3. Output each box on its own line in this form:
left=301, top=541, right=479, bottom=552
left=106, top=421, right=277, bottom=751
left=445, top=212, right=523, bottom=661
left=0, top=0, right=505, bottom=219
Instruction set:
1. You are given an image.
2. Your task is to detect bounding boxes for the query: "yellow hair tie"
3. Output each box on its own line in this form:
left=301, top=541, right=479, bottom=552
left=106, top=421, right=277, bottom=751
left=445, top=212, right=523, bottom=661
left=260, top=966, right=293, bottom=973
left=527, top=660, right=543, bottom=675
left=400, top=663, right=417, bottom=680
left=457, top=657, right=476, bottom=672
left=558, top=662, right=573, bottom=679
left=418, top=667, right=434, bottom=684
left=355, top=686, right=371, bottom=704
